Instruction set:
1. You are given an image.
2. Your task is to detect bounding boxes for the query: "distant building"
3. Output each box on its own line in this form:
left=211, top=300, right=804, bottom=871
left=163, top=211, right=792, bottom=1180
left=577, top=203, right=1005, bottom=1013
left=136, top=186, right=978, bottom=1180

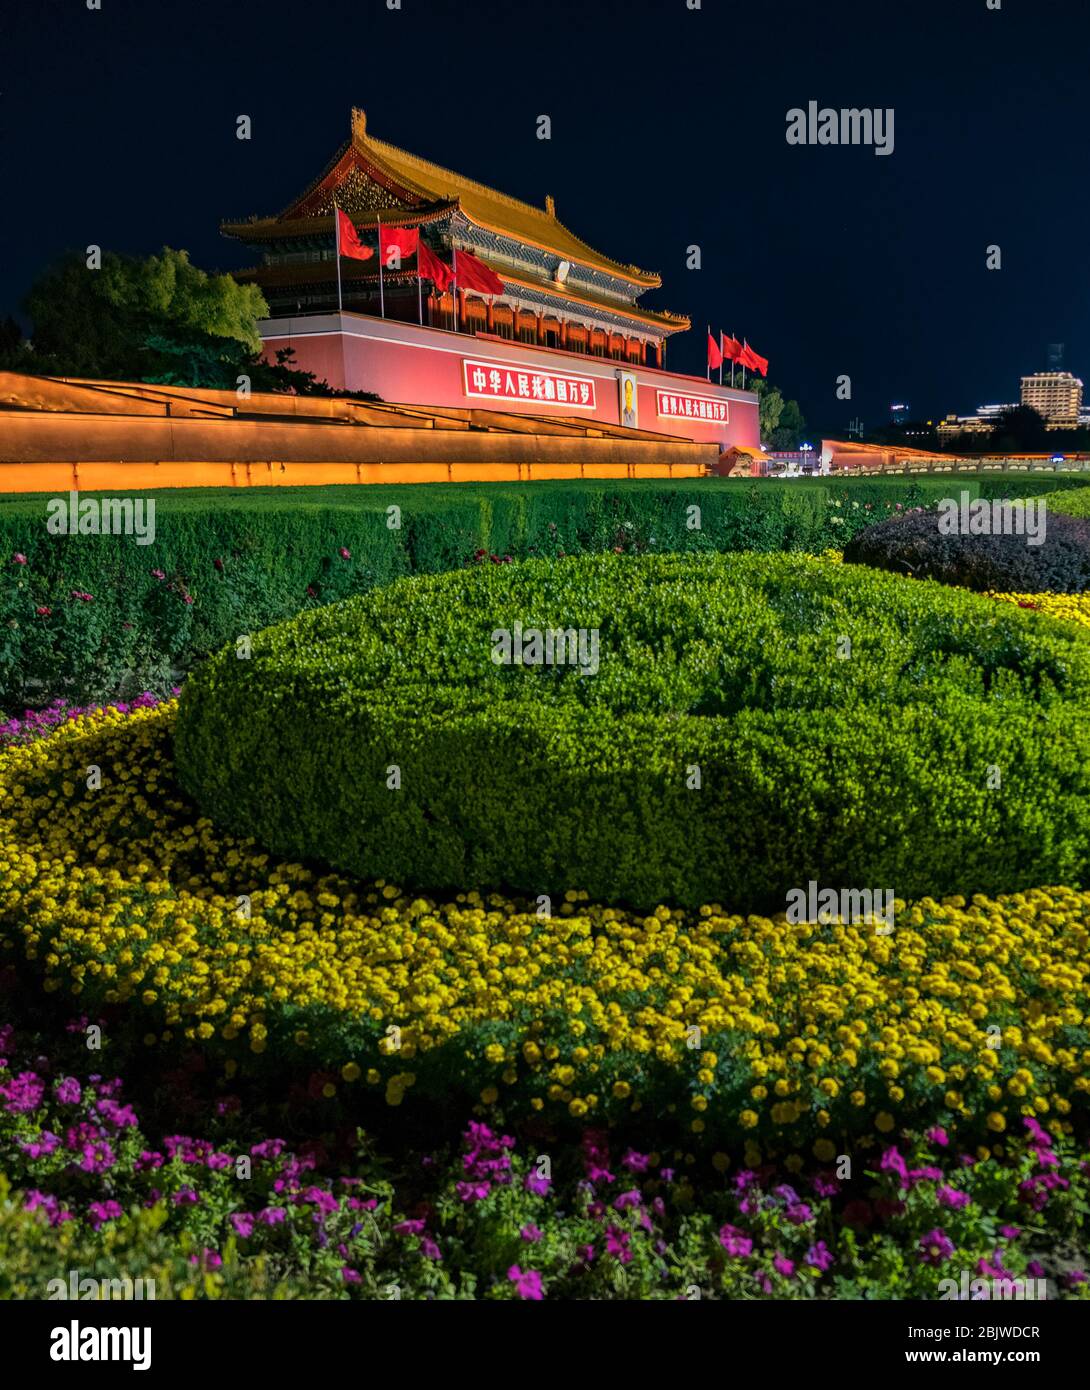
left=1021, top=371, right=1083, bottom=428
left=936, top=403, right=1016, bottom=441
left=889, top=402, right=910, bottom=424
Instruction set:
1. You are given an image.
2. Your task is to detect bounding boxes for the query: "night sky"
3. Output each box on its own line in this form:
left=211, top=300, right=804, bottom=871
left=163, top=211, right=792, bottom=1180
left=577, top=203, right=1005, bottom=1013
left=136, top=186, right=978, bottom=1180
left=3, top=0, right=1087, bottom=433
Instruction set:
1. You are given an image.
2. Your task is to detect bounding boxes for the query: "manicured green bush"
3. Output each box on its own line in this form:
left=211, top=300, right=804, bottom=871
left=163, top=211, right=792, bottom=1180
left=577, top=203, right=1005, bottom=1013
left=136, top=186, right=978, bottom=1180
left=843, top=503, right=1090, bottom=592
left=1048, top=485, right=1090, bottom=519
left=4, top=474, right=1087, bottom=710
left=175, top=552, right=1090, bottom=911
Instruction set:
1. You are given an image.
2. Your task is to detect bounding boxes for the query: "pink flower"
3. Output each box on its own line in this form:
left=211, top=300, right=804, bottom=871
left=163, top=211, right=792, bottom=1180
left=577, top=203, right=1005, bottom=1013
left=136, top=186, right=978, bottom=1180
left=151, top=569, right=166, bottom=581
left=919, top=1228, right=955, bottom=1265
left=183, top=594, right=194, bottom=605
left=13, top=553, right=26, bottom=564
left=937, top=1186, right=970, bottom=1210
left=806, top=1241, right=833, bottom=1273
left=231, top=1212, right=255, bottom=1238
left=718, top=1224, right=753, bottom=1258
left=35, top=606, right=51, bottom=617
left=773, top=1254, right=795, bottom=1278
left=507, top=1265, right=543, bottom=1300
left=339, top=547, right=351, bottom=560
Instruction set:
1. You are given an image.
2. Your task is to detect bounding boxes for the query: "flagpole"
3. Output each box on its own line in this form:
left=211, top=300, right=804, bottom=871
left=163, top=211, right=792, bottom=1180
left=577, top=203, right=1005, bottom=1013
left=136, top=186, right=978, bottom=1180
left=333, top=200, right=343, bottom=317
left=452, top=245, right=458, bottom=333
left=417, top=244, right=423, bottom=326
left=731, top=330, right=736, bottom=389
left=377, top=213, right=385, bottom=318
left=706, top=323, right=710, bottom=382
left=719, top=333, right=723, bottom=387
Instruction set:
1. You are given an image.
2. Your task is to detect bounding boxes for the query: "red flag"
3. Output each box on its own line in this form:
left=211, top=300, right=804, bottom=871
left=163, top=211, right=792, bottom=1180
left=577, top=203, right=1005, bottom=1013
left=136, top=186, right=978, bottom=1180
left=418, top=242, right=453, bottom=292
left=335, top=208, right=374, bottom=262
left=707, top=331, right=723, bottom=370
left=721, top=333, right=743, bottom=362
left=379, top=225, right=419, bottom=267
left=740, top=341, right=768, bottom=376
left=453, top=248, right=505, bottom=296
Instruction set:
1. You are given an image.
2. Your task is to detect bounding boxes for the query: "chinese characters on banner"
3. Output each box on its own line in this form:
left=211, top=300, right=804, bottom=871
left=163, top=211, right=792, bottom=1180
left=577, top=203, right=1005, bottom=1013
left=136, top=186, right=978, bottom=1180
left=462, top=358, right=597, bottom=410
left=656, top=390, right=729, bottom=424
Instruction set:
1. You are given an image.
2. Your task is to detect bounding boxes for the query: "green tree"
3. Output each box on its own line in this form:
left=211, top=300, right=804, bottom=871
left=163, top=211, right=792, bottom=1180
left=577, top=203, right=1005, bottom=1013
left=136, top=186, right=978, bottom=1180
left=991, top=404, right=1049, bottom=453
left=22, top=247, right=267, bottom=380
left=769, top=397, right=806, bottom=450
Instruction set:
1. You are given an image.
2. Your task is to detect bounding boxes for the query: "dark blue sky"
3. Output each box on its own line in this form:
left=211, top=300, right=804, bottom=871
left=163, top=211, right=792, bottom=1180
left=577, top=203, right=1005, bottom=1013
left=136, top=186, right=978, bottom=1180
left=3, top=0, right=1087, bottom=432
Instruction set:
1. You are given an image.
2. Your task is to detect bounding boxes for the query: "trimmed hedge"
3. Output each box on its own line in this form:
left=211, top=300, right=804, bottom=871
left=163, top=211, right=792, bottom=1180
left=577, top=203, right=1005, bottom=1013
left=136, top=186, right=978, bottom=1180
left=1049, top=485, right=1090, bottom=519
left=3, top=474, right=1088, bottom=709
left=843, top=503, right=1090, bottom=592
left=175, top=552, right=1090, bottom=911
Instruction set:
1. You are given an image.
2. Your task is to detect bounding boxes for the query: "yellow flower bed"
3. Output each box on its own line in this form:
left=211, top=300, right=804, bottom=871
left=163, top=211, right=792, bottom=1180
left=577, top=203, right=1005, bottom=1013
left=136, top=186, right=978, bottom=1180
left=987, top=591, right=1090, bottom=631
left=1, top=703, right=1088, bottom=1145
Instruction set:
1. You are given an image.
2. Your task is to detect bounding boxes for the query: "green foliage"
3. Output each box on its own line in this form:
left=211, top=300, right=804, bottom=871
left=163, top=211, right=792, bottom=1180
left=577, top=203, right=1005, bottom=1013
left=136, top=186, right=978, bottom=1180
left=175, top=551, right=1090, bottom=912
left=3, top=474, right=1087, bottom=710
left=1048, top=486, right=1090, bottom=519
left=21, top=247, right=267, bottom=380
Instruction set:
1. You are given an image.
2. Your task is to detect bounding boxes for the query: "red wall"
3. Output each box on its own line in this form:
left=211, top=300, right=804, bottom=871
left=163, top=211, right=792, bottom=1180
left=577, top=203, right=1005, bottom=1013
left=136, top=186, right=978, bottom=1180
left=260, top=312, right=761, bottom=451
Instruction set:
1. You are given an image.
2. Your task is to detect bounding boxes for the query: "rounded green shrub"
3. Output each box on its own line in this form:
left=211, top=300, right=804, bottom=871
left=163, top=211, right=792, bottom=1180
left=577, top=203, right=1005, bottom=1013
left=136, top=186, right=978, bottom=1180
left=175, top=553, right=1090, bottom=910
left=1048, top=485, right=1090, bottom=520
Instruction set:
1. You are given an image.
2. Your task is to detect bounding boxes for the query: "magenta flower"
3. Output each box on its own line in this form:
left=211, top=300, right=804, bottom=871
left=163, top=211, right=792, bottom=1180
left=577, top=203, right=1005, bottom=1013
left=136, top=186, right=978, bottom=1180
left=421, top=1237, right=442, bottom=1261
left=339, top=547, right=351, bottom=560
left=231, top=1213, right=255, bottom=1238
left=718, top=1224, right=753, bottom=1258
left=20, top=1131, right=59, bottom=1158
left=1, top=1071, right=45, bottom=1113
left=342, top=1268, right=362, bottom=1284
left=393, top=1219, right=426, bottom=1237
left=54, top=1077, right=81, bottom=1105
left=605, top=1227, right=633, bottom=1265
left=879, top=1146, right=908, bottom=1186
left=258, top=1207, right=286, bottom=1226
left=520, top=1224, right=544, bottom=1243
left=773, top=1254, right=795, bottom=1278
left=806, top=1241, right=834, bottom=1273
left=926, top=1126, right=949, bottom=1147
left=524, top=1172, right=551, bottom=1197
left=937, top=1186, right=970, bottom=1209
left=919, top=1228, right=955, bottom=1265
left=507, top=1266, right=544, bottom=1301
left=88, top=1200, right=123, bottom=1231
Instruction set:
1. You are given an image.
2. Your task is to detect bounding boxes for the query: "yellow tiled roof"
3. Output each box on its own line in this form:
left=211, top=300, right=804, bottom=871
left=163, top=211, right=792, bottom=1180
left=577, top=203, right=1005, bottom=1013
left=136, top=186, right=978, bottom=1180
left=349, top=110, right=660, bottom=290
